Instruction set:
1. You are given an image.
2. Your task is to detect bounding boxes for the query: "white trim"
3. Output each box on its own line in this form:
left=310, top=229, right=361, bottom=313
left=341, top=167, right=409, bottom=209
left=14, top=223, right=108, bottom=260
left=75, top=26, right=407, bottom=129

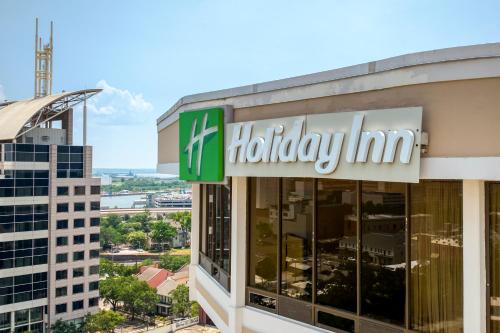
left=160, top=158, right=500, bottom=181
left=421, top=157, right=500, bottom=180
left=463, top=180, right=487, bottom=333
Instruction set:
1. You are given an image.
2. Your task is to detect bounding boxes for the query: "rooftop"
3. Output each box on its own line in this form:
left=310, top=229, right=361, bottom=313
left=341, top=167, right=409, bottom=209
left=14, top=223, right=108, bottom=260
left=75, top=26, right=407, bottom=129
left=157, top=42, right=500, bottom=128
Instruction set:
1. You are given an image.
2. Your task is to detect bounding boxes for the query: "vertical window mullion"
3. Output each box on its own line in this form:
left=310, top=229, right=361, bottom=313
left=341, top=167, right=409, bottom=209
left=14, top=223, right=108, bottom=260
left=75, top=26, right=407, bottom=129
left=405, top=183, right=411, bottom=330
left=356, top=180, right=362, bottom=319
left=277, top=178, right=283, bottom=305
left=312, top=178, right=317, bottom=307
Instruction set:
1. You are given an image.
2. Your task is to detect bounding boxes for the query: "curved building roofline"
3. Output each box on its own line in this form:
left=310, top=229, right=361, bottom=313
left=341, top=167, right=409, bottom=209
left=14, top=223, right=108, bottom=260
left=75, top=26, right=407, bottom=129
left=0, top=89, right=101, bottom=141
left=157, top=42, right=500, bottom=128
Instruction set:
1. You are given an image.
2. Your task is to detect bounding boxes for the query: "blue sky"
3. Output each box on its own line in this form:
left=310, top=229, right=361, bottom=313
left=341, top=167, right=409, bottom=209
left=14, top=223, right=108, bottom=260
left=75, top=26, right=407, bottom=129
left=0, top=0, right=499, bottom=168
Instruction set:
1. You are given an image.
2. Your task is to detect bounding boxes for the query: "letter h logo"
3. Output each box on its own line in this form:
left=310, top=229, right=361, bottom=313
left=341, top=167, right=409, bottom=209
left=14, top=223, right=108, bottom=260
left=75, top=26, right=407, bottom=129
left=179, top=108, right=224, bottom=181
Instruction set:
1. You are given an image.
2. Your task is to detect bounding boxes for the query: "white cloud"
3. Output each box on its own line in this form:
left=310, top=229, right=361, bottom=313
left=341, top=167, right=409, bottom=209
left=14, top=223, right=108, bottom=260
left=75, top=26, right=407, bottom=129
left=0, top=84, right=6, bottom=102
left=85, top=80, right=154, bottom=125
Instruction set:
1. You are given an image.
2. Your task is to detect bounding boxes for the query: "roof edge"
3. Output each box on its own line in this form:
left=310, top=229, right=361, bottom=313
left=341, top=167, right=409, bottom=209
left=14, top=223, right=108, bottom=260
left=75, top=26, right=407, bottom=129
left=157, top=42, right=500, bottom=125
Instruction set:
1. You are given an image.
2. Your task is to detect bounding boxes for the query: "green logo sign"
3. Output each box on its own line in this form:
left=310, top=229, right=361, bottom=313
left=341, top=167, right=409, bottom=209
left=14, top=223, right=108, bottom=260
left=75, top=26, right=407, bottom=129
left=179, top=107, right=224, bottom=182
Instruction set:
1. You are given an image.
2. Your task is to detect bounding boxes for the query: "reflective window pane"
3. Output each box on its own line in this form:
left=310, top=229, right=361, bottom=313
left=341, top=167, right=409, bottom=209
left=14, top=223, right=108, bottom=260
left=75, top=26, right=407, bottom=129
left=281, top=178, right=313, bottom=301
left=249, top=178, right=279, bottom=292
left=316, top=179, right=357, bottom=313
left=361, top=182, right=406, bottom=325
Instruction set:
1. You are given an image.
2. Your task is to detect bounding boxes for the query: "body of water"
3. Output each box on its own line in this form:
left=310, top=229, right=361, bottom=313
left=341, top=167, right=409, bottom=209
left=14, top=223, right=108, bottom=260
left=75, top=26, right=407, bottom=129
left=101, top=194, right=145, bottom=209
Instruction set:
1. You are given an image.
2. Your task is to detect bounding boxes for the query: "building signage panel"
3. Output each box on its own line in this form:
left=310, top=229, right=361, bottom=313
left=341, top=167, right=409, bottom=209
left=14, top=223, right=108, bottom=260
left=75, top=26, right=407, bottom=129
left=225, top=107, right=423, bottom=183
left=179, top=107, right=224, bottom=182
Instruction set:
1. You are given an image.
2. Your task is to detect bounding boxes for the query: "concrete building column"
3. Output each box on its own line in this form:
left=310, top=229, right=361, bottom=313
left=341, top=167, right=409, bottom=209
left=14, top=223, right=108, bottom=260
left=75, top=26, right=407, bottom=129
left=228, top=177, right=247, bottom=333
left=189, top=184, right=201, bottom=301
left=463, top=180, right=487, bottom=333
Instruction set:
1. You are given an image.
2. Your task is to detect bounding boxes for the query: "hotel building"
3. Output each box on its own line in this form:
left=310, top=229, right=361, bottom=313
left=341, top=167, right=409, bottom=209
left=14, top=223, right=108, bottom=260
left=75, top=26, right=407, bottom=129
left=157, top=43, right=500, bottom=333
left=0, top=90, right=101, bottom=332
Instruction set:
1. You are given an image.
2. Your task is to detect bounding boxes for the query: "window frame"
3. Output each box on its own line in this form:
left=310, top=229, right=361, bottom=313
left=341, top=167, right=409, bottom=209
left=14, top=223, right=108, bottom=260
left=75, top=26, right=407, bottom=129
left=198, top=181, right=232, bottom=292
left=245, top=178, right=463, bottom=333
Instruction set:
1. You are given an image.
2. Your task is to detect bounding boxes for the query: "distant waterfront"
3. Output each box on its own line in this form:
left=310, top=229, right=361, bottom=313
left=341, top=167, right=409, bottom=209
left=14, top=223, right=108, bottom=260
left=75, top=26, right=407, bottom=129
left=101, top=194, right=145, bottom=209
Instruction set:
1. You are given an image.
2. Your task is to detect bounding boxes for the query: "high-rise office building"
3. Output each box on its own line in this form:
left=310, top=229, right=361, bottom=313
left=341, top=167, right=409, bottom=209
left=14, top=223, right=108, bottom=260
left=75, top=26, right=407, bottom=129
left=0, top=89, right=101, bottom=332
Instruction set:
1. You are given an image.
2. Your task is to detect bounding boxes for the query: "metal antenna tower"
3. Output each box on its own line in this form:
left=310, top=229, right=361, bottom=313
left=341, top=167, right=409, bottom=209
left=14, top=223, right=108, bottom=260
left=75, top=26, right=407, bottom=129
left=34, top=18, right=53, bottom=98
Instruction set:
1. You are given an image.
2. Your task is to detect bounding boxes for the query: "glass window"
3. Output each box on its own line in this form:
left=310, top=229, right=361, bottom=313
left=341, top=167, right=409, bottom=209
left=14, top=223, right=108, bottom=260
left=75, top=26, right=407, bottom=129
left=89, top=265, right=99, bottom=275
left=55, top=303, right=67, bottom=314
left=72, top=284, right=84, bottom=294
left=56, top=237, right=68, bottom=246
left=74, top=202, right=85, bottom=212
left=89, top=281, right=99, bottom=291
left=72, top=300, right=84, bottom=310
left=57, top=203, right=68, bottom=213
left=90, top=233, right=99, bottom=243
left=361, top=182, right=406, bottom=325
left=73, top=251, right=85, bottom=261
left=410, top=181, right=463, bottom=331
left=490, top=183, right=500, bottom=332
left=203, top=182, right=232, bottom=275
left=316, top=179, right=357, bottom=313
left=74, top=218, right=85, bottom=228
left=0, top=313, right=10, bottom=329
left=90, top=201, right=100, bottom=211
left=56, top=287, right=67, bottom=297
left=91, top=186, right=100, bottom=195
left=15, top=309, right=29, bottom=325
left=74, top=186, right=86, bottom=195
left=248, top=178, right=279, bottom=293
left=57, top=187, right=69, bottom=196
left=56, top=219, right=68, bottom=229
left=30, top=307, right=43, bottom=322
left=281, top=178, right=313, bottom=302
left=90, top=218, right=100, bottom=227
left=89, top=297, right=99, bottom=307
left=73, top=267, right=84, bottom=278
left=56, top=253, right=68, bottom=263
left=73, top=235, right=85, bottom=245
left=89, top=249, right=99, bottom=259
left=56, top=270, right=67, bottom=280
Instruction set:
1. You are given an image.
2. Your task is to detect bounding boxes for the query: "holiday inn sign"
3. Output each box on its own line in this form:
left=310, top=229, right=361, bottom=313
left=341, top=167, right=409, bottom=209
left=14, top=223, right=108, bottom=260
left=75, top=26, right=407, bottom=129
left=179, top=107, right=423, bottom=183
left=179, top=107, right=225, bottom=182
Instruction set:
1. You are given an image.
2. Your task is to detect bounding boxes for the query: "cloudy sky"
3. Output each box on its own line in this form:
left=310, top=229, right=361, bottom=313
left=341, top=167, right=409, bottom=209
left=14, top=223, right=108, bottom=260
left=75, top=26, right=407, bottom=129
left=0, top=0, right=499, bottom=168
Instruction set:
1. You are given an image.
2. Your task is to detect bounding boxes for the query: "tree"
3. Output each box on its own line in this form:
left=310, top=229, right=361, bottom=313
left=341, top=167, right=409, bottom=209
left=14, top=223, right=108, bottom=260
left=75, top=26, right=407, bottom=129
left=102, top=214, right=122, bottom=228
left=100, top=258, right=138, bottom=278
left=84, top=310, right=125, bottom=333
left=150, top=221, right=177, bottom=252
left=127, top=231, right=148, bottom=249
left=118, top=221, right=142, bottom=235
left=159, top=253, right=190, bottom=271
left=129, top=211, right=152, bottom=233
left=169, top=211, right=192, bottom=233
left=100, top=276, right=132, bottom=310
left=101, top=226, right=123, bottom=249
left=121, top=278, right=159, bottom=320
left=51, top=319, right=82, bottom=333
left=169, top=284, right=193, bottom=318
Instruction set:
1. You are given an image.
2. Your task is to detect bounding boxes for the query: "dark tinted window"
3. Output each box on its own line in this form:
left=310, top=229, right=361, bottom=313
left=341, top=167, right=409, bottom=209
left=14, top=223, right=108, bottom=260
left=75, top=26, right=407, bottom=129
left=248, top=178, right=278, bottom=293
left=91, top=186, right=100, bottom=195
left=57, top=187, right=69, bottom=196
left=281, top=178, right=313, bottom=302
left=361, top=182, right=406, bottom=325
left=56, top=203, right=68, bottom=213
left=74, top=186, right=85, bottom=195
left=316, top=180, right=357, bottom=313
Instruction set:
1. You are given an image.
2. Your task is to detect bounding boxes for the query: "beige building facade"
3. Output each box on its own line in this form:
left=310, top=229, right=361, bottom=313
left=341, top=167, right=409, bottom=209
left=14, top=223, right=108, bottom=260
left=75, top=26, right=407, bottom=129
left=0, top=90, right=101, bottom=332
left=157, top=44, right=500, bottom=333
